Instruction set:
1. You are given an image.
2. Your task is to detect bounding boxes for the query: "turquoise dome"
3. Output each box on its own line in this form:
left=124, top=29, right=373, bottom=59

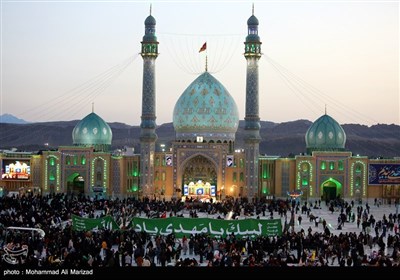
left=173, top=72, right=239, bottom=142
left=72, top=112, right=112, bottom=151
left=305, top=114, right=346, bottom=152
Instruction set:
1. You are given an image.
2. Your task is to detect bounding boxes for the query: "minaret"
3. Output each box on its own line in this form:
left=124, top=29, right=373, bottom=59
left=140, top=8, right=159, bottom=198
left=244, top=6, right=262, bottom=201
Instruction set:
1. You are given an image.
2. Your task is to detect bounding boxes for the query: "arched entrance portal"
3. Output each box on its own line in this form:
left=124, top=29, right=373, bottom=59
left=321, top=178, right=342, bottom=202
left=182, top=155, right=217, bottom=202
left=67, top=173, right=85, bottom=194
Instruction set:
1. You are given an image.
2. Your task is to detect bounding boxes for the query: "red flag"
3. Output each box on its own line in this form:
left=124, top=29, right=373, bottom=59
left=199, top=42, right=207, bottom=53
left=160, top=211, right=167, bottom=218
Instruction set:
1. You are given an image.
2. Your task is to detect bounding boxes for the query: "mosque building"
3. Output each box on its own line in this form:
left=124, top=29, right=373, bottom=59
left=1, top=10, right=399, bottom=203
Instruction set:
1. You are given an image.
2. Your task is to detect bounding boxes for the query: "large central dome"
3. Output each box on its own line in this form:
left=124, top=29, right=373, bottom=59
left=173, top=72, right=239, bottom=142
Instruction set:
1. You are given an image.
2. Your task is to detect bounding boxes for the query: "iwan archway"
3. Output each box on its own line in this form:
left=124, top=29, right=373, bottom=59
left=321, top=178, right=342, bottom=202
left=181, top=155, right=217, bottom=201
left=67, top=172, right=85, bottom=194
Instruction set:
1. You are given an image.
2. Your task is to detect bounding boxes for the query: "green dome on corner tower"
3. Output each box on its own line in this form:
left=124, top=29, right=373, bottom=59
left=72, top=112, right=112, bottom=152
left=173, top=72, right=239, bottom=142
left=305, top=114, right=346, bottom=153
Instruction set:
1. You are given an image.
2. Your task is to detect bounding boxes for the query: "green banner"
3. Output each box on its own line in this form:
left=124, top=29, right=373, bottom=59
left=72, top=215, right=282, bottom=238
left=131, top=217, right=282, bottom=238
left=72, top=214, right=119, bottom=231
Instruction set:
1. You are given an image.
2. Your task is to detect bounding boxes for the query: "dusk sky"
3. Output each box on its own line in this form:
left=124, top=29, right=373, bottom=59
left=1, top=0, right=399, bottom=126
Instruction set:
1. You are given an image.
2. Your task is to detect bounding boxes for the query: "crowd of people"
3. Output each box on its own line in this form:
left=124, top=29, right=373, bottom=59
left=0, top=192, right=399, bottom=268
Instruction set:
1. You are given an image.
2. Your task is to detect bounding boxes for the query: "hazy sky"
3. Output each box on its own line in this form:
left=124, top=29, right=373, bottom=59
left=1, top=0, right=399, bottom=126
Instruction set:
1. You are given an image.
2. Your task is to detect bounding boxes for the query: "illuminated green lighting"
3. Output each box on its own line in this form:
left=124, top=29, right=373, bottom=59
left=338, top=160, right=344, bottom=170
left=45, top=159, right=48, bottom=190
left=297, top=160, right=312, bottom=190
left=91, top=156, right=108, bottom=191
left=56, top=164, right=60, bottom=186
left=351, top=161, right=366, bottom=197
left=81, top=155, right=86, bottom=165
left=262, top=163, right=269, bottom=179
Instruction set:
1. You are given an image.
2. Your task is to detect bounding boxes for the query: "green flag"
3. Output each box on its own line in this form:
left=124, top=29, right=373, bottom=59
left=72, top=214, right=119, bottom=231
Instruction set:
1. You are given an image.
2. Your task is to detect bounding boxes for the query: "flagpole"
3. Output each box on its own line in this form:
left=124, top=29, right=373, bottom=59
left=205, top=41, right=208, bottom=72
left=199, top=42, right=207, bottom=72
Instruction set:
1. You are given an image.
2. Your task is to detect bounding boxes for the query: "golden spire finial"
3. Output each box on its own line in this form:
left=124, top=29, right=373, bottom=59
left=205, top=55, right=208, bottom=72
left=150, top=3, right=152, bottom=15
left=325, top=104, right=327, bottom=115
left=92, top=102, right=94, bottom=113
left=252, top=3, right=254, bottom=15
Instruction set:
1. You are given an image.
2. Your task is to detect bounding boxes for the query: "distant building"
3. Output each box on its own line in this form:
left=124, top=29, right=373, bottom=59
left=1, top=10, right=399, bottom=203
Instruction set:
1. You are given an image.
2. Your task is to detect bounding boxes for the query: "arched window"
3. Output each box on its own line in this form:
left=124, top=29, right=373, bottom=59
left=81, top=155, right=86, bottom=165
left=240, top=172, right=245, bottom=182
left=355, top=176, right=361, bottom=187
left=338, top=160, right=344, bottom=171
left=49, top=170, right=55, bottom=181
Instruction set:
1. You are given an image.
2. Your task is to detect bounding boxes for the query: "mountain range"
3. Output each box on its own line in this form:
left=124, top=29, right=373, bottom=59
left=0, top=115, right=399, bottom=158
left=0, top=113, right=30, bottom=124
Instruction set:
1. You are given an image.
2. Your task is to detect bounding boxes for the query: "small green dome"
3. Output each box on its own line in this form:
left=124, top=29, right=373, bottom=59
left=247, top=15, right=259, bottom=26
left=72, top=112, right=112, bottom=151
left=305, top=114, right=346, bottom=152
left=173, top=72, right=239, bottom=142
